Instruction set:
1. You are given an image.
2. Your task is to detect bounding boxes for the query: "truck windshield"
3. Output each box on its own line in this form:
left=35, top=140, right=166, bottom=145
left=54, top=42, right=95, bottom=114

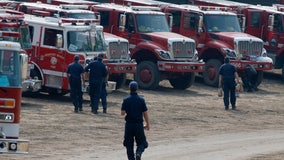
left=1, top=27, right=32, bottom=50
left=68, top=13, right=96, bottom=19
left=67, top=29, right=106, bottom=52
left=204, top=14, right=241, bottom=32
left=136, top=14, right=170, bottom=33
left=0, top=50, right=21, bottom=87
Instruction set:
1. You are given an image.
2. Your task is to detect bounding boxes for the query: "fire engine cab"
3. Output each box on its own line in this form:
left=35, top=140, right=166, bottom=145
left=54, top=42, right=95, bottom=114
left=90, top=3, right=205, bottom=90
left=24, top=14, right=109, bottom=95
left=0, top=31, right=29, bottom=154
left=113, top=0, right=273, bottom=88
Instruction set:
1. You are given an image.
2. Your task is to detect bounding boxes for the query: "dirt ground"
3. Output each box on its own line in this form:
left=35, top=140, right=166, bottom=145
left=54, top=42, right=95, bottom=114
left=2, top=70, right=284, bottom=160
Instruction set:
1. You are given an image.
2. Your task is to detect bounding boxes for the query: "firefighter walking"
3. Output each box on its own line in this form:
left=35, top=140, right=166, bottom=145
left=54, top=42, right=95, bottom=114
left=218, top=57, right=240, bottom=110
left=121, top=81, right=150, bottom=160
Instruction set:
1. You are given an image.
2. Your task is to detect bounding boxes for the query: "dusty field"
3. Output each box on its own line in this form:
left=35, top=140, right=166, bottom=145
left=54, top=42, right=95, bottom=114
left=2, top=70, right=284, bottom=160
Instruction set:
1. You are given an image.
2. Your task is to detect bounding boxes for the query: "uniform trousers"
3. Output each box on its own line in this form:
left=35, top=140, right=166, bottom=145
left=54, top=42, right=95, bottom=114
left=123, top=122, right=148, bottom=160
left=89, top=80, right=103, bottom=112
left=222, top=79, right=236, bottom=109
left=69, top=78, right=83, bottom=111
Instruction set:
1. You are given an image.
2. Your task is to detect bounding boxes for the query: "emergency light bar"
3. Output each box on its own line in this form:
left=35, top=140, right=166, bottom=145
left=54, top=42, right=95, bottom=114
left=5, top=10, right=24, bottom=16
left=0, top=31, right=20, bottom=38
left=131, top=6, right=161, bottom=11
left=0, top=9, right=24, bottom=21
left=31, top=10, right=52, bottom=17
left=59, top=4, right=90, bottom=10
left=60, top=18, right=100, bottom=24
left=199, top=6, right=232, bottom=11
left=277, top=7, right=284, bottom=12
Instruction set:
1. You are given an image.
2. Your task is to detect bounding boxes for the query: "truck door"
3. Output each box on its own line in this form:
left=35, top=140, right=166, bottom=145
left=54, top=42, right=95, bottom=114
left=118, top=13, right=139, bottom=53
left=40, top=27, right=65, bottom=89
left=182, top=11, right=202, bottom=48
left=245, top=9, right=262, bottom=39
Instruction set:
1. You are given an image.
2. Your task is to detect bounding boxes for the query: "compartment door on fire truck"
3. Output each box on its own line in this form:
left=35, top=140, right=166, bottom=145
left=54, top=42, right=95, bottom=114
left=245, top=10, right=262, bottom=39
left=41, top=27, right=64, bottom=88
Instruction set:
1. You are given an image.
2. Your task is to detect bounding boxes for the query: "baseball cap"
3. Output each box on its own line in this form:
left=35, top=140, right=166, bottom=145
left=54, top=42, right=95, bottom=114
left=98, top=53, right=104, bottom=59
left=129, top=81, right=138, bottom=90
left=74, top=55, right=80, bottom=61
left=224, top=57, right=230, bottom=63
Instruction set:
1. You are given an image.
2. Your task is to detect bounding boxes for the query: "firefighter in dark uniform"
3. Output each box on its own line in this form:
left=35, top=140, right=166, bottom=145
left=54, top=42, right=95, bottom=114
left=121, top=81, right=150, bottom=160
left=218, top=57, right=240, bottom=110
left=92, top=56, right=109, bottom=113
left=242, top=64, right=257, bottom=92
left=67, top=55, right=85, bottom=113
left=84, top=53, right=108, bottom=114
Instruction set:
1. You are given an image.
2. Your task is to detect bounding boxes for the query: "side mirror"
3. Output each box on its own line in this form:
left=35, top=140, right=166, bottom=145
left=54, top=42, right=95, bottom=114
left=168, top=15, right=173, bottom=31
left=119, top=14, right=126, bottom=32
left=56, top=34, right=63, bottom=48
left=198, top=15, right=203, bottom=33
left=20, top=52, right=28, bottom=80
left=97, top=14, right=101, bottom=23
left=268, top=15, right=275, bottom=31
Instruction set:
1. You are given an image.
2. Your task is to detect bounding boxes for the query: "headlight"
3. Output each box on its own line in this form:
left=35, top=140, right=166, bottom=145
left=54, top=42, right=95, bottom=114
left=261, top=48, right=267, bottom=57
left=155, top=49, right=171, bottom=60
left=192, top=50, right=199, bottom=61
left=222, top=48, right=237, bottom=58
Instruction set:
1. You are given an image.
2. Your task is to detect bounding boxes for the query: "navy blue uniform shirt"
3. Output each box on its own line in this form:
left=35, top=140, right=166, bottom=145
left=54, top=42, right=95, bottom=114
left=121, top=92, right=148, bottom=123
left=219, top=63, right=237, bottom=81
left=84, top=59, right=108, bottom=83
left=67, top=61, right=84, bottom=80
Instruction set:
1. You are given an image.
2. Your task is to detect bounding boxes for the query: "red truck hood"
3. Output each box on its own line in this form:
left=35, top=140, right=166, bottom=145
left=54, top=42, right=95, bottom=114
left=142, top=32, right=189, bottom=39
left=140, top=32, right=195, bottom=49
left=209, top=32, right=261, bottom=45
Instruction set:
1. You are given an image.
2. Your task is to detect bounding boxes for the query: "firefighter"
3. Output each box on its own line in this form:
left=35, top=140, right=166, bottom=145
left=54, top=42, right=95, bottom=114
left=121, top=81, right=150, bottom=160
left=67, top=55, right=85, bottom=113
left=218, top=57, right=240, bottom=110
left=92, top=56, right=109, bottom=113
left=84, top=53, right=108, bottom=114
left=242, top=64, right=257, bottom=92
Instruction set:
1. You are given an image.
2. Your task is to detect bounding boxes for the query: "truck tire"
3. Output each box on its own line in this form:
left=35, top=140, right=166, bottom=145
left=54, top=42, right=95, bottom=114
left=203, top=59, right=222, bottom=87
left=135, top=61, right=160, bottom=90
left=169, top=72, right=195, bottom=90
left=109, top=73, right=126, bottom=89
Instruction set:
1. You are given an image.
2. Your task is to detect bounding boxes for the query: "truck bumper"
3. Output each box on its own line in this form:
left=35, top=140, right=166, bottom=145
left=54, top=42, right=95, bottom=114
left=0, top=138, right=29, bottom=154
left=107, top=62, right=137, bottom=73
left=22, top=79, right=42, bottom=92
left=230, top=60, right=273, bottom=71
left=157, top=61, right=205, bottom=72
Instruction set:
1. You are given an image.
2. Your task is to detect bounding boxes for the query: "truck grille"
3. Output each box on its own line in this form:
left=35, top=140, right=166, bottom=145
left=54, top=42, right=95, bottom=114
left=172, top=41, right=196, bottom=59
left=236, top=41, right=263, bottom=57
left=108, top=42, right=129, bottom=60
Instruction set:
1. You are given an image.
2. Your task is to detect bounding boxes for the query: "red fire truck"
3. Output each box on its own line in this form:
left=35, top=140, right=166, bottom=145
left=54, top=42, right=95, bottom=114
left=13, top=2, right=136, bottom=89
left=113, top=0, right=273, bottom=88
left=22, top=13, right=134, bottom=95
left=89, top=3, right=204, bottom=90
left=0, top=31, right=29, bottom=154
left=193, top=0, right=284, bottom=81
left=0, top=9, right=42, bottom=92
